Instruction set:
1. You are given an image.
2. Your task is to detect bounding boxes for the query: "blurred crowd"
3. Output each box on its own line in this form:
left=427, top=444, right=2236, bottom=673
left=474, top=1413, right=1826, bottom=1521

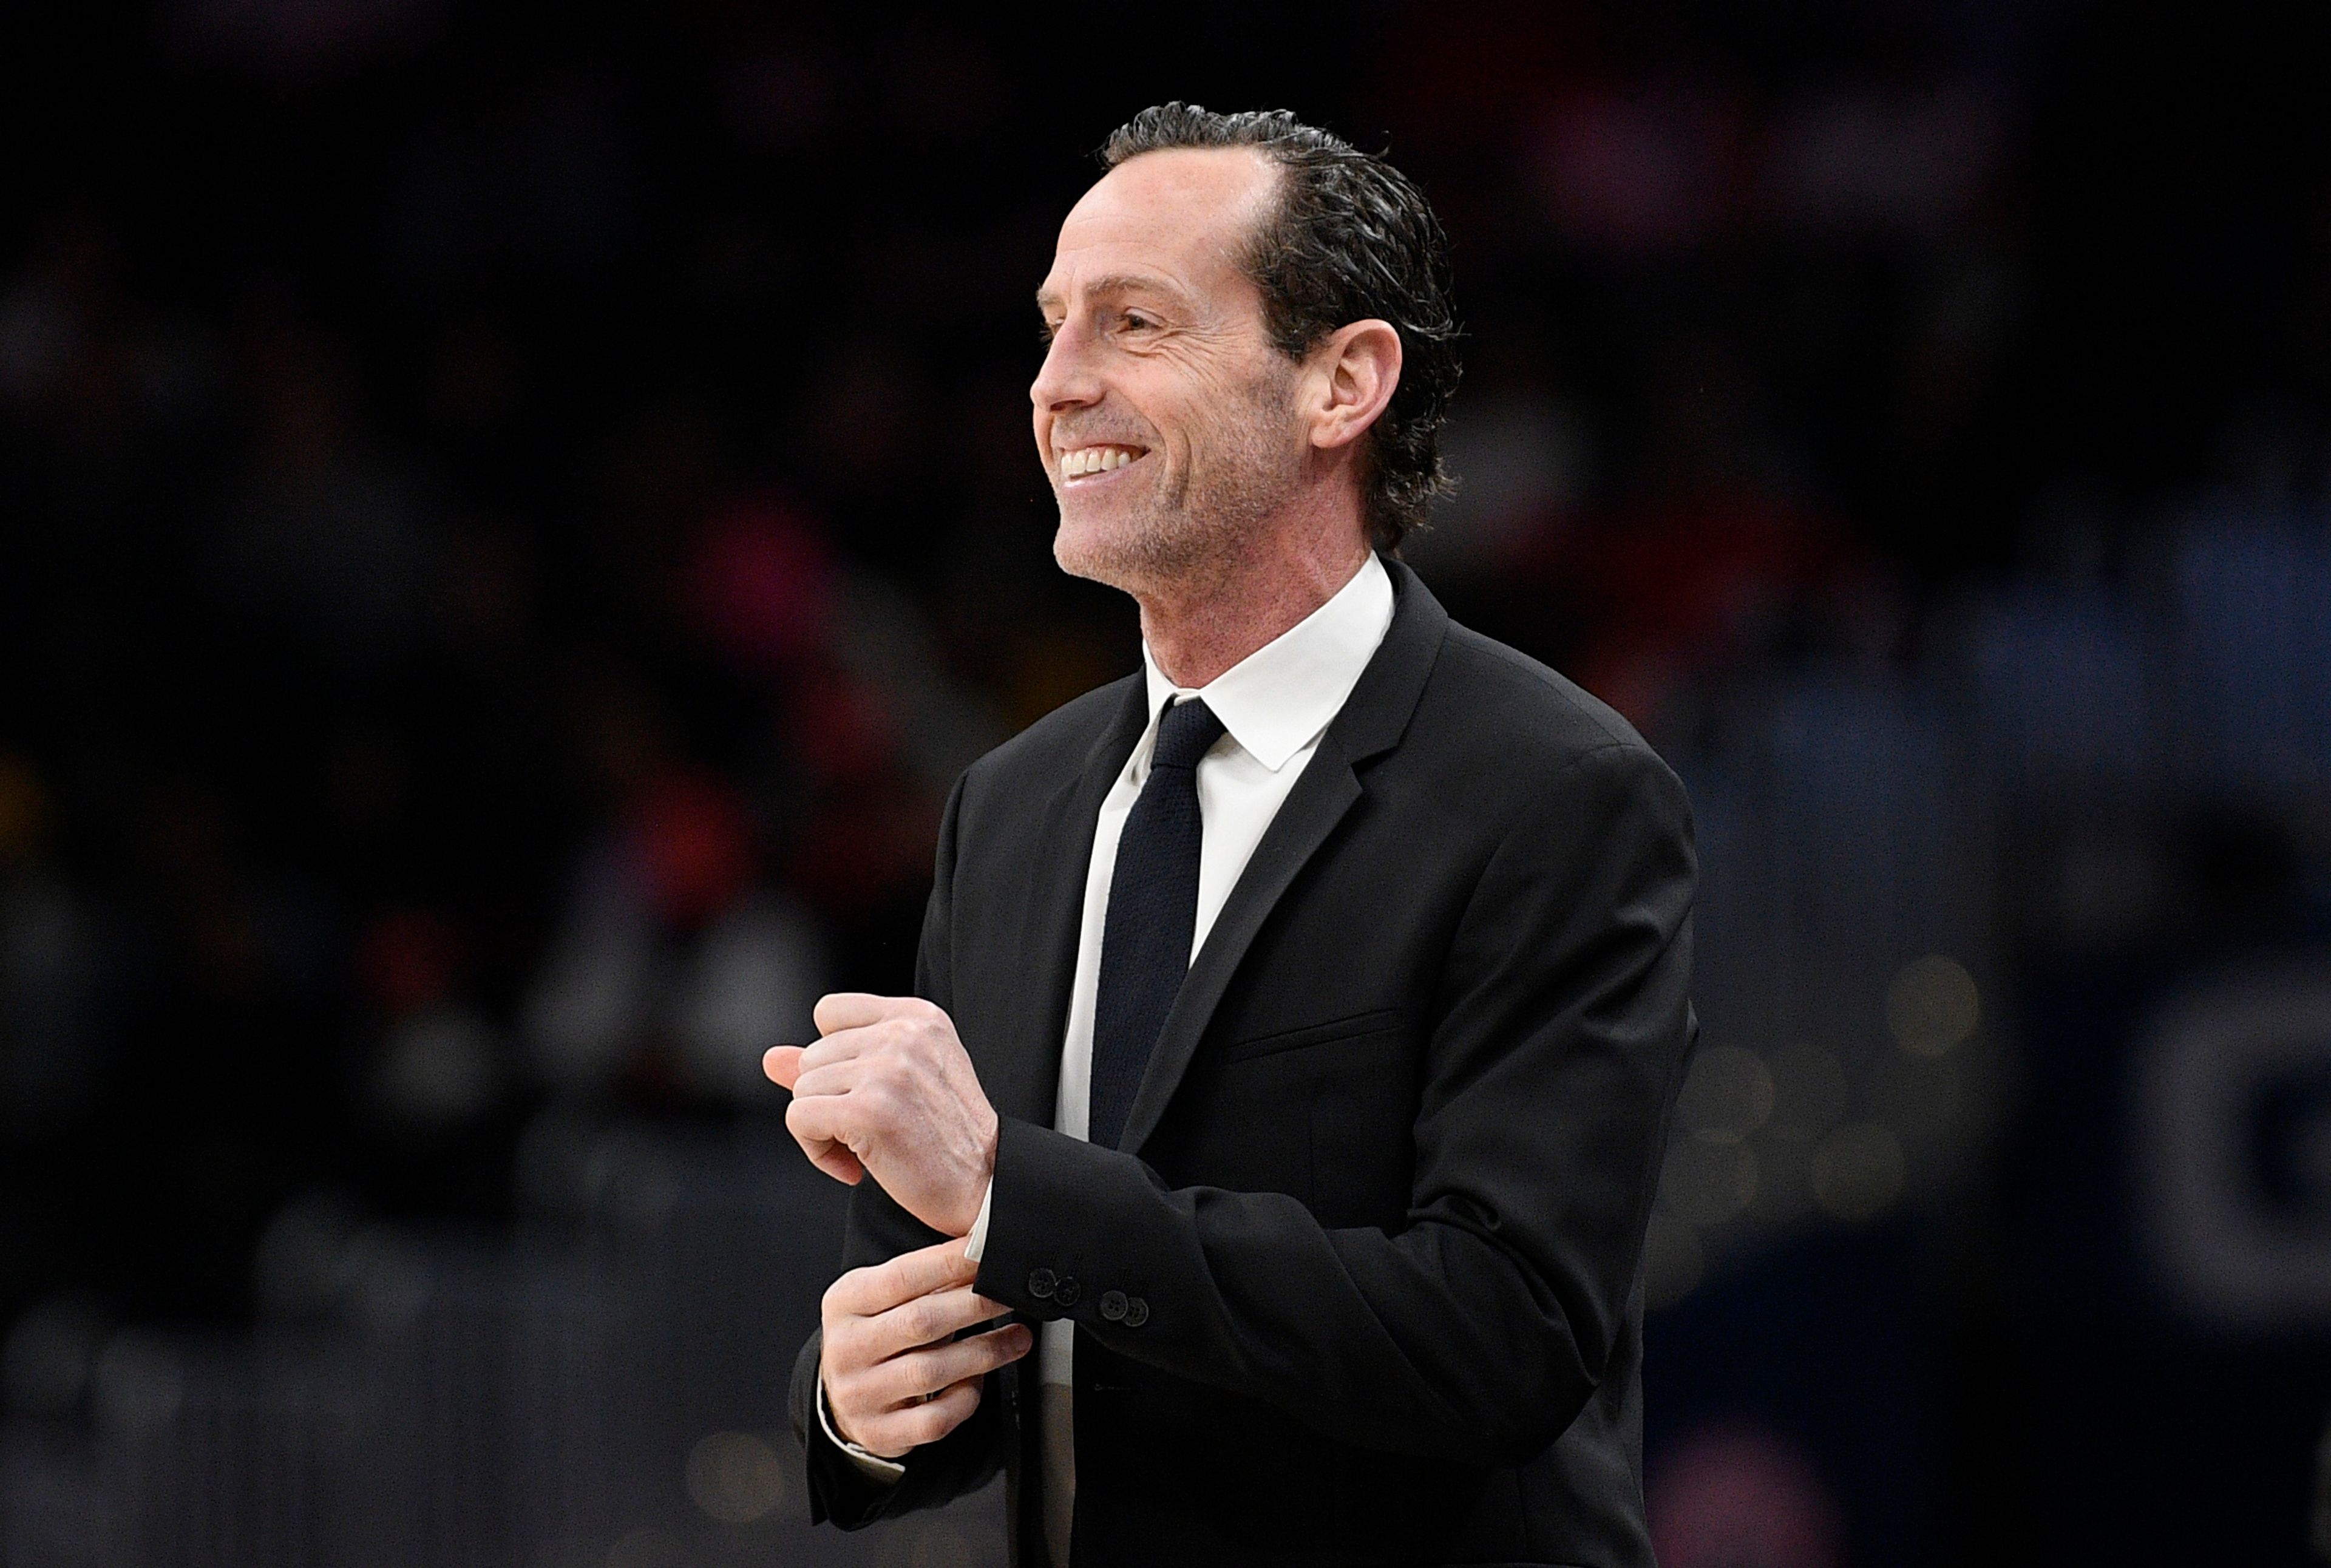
left=2, top=2, right=2328, bottom=1564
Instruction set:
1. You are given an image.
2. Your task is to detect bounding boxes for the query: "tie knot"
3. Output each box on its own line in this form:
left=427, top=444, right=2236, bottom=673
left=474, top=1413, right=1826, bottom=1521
left=1152, top=697, right=1226, bottom=772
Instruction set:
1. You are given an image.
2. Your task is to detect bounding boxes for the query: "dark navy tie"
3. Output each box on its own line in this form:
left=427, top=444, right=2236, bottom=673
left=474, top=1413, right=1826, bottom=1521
left=1088, top=697, right=1227, bottom=1151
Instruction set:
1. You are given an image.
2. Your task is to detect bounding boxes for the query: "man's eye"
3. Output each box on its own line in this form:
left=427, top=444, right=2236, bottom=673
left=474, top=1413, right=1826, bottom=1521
left=1121, top=313, right=1156, bottom=331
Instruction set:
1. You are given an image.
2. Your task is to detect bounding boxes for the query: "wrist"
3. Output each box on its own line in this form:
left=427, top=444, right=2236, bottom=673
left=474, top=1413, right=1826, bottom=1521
left=954, top=1109, right=999, bottom=1237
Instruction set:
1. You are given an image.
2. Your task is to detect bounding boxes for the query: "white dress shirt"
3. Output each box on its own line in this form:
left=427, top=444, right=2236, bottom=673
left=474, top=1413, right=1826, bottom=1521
left=826, top=553, right=1396, bottom=1561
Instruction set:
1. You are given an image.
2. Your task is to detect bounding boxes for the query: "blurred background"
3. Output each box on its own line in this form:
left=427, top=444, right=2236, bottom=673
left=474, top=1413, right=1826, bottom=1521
left=2, top=1, right=2327, bottom=1563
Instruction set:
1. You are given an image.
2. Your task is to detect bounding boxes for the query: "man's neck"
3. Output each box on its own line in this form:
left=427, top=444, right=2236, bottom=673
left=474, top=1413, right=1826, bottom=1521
left=1137, top=528, right=1373, bottom=690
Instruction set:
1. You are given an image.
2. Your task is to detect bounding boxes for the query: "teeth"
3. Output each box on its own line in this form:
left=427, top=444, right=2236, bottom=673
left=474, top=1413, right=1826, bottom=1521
left=1062, top=446, right=1138, bottom=478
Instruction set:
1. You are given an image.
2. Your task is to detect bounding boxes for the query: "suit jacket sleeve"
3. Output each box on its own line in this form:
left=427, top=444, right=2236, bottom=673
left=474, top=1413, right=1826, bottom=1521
left=974, top=739, right=1697, bottom=1467
left=791, top=774, right=1014, bottom=1527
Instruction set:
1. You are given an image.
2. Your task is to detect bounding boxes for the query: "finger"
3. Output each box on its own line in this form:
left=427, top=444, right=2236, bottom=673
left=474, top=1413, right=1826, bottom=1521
left=865, top=1284, right=1019, bottom=1359
left=857, top=1376, right=983, bottom=1458
left=814, top=992, right=902, bottom=1036
left=782, top=1098, right=867, bottom=1184
left=793, top=1025, right=876, bottom=1076
left=807, top=1143, right=866, bottom=1184
left=869, top=1323, right=1033, bottom=1407
left=785, top=1088, right=858, bottom=1150
left=827, top=1238, right=980, bottom=1317
left=762, top=1044, right=806, bottom=1090
left=787, top=1053, right=871, bottom=1102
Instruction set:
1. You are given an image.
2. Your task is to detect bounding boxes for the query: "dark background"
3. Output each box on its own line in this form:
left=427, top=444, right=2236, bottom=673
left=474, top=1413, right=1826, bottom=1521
left=3, top=2, right=2329, bottom=1564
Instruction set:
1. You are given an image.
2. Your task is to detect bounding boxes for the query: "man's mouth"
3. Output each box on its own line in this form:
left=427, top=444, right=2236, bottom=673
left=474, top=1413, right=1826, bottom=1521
left=1058, top=443, right=1149, bottom=482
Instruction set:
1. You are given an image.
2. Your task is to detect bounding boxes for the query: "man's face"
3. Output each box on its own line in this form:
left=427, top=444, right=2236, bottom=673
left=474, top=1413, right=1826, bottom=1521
left=1032, top=148, right=1306, bottom=591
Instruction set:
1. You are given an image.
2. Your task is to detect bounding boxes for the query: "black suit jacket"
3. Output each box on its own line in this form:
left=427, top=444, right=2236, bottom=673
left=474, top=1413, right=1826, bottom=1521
left=790, top=560, right=1697, bottom=1567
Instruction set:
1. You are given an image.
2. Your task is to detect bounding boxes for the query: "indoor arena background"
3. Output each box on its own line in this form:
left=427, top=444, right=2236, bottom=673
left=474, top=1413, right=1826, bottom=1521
left=2, top=2, right=2328, bottom=1564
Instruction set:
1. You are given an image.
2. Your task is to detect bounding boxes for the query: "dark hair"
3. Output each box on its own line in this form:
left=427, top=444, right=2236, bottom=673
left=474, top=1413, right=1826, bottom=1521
left=1101, top=104, right=1461, bottom=551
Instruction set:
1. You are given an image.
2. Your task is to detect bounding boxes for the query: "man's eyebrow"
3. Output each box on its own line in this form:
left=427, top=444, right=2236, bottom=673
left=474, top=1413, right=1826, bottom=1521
left=1033, top=273, right=1195, bottom=314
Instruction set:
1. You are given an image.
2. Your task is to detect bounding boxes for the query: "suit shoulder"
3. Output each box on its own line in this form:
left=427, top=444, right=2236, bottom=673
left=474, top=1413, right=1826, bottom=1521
left=1413, top=624, right=1692, bottom=850
left=1427, top=623, right=1664, bottom=770
left=960, top=673, right=1139, bottom=795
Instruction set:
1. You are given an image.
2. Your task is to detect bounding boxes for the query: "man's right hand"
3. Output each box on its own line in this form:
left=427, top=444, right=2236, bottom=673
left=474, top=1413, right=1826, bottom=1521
left=821, top=1238, right=1033, bottom=1461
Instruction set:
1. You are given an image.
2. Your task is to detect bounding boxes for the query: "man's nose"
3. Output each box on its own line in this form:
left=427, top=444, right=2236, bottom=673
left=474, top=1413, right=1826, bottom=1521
left=1029, top=319, right=1101, bottom=412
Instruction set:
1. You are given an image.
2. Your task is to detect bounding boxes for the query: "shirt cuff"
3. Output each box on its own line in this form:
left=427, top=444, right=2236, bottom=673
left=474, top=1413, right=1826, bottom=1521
left=816, top=1373, right=906, bottom=1482
left=962, top=1176, right=995, bottom=1263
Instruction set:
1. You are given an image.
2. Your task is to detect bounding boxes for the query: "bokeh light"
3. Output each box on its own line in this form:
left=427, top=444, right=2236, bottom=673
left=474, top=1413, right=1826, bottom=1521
left=1885, top=954, right=1981, bottom=1057
left=1661, top=1138, right=1761, bottom=1228
left=684, top=1430, right=792, bottom=1524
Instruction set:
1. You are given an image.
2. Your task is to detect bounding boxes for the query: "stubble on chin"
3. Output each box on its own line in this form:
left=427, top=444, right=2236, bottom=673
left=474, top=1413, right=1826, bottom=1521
left=1052, top=490, right=1232, bottom=597
left=1051, top=384, right=1300, bottom=599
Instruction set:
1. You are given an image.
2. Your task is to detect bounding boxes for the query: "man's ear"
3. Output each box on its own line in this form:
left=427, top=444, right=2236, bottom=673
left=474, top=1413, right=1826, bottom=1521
left=1306, top=319, right=1403, bottom=453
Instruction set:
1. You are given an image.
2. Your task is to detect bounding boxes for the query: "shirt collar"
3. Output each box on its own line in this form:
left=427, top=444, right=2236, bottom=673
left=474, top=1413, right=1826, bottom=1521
left=1139, top=552, right=1396, bottom=773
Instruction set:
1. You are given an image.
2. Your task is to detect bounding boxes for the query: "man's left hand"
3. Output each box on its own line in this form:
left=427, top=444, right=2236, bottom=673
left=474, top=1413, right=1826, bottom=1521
left=764, top=994, right=997, bottom=1238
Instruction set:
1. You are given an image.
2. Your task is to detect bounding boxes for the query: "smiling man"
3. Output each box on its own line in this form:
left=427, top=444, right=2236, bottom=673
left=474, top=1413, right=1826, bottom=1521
left=769, top=104, right=1697, bottom=1567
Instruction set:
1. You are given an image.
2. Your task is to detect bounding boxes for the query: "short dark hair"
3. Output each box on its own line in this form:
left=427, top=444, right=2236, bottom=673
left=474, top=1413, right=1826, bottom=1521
left=1101, top=104, right=1461, bottom=551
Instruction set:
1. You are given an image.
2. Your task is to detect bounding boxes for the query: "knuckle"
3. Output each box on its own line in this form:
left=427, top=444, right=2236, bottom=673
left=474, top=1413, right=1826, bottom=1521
left=823, top=1269, right=869, bottom=1319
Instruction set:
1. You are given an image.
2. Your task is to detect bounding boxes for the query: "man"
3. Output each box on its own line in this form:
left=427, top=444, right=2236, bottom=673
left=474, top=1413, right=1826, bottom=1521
left=766, top=104, right=1697, bottom=1567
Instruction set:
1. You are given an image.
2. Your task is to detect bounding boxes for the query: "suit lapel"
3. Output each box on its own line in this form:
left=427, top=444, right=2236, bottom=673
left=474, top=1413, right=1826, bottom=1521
left=1114, top=560, right=1452, bottom=1155
left=983, top=674, right=1148, bottom=1130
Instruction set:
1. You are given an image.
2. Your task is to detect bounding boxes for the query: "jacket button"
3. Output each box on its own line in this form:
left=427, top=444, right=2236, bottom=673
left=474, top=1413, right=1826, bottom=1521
left=1099, top=1290, right=1128, bottom=1322
left=1122, top=1297, right=1150, bottom=1328
left=1052, top=1275, right=1081, bottom=1307
left=1027, top=1268, right=1056, bottom=1300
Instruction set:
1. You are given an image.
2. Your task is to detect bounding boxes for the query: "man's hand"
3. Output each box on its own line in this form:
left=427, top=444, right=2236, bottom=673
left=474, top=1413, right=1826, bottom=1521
left=820, top=1239, right=1032, bottom=1460
left=764, top=993, right=999, bottom=1238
